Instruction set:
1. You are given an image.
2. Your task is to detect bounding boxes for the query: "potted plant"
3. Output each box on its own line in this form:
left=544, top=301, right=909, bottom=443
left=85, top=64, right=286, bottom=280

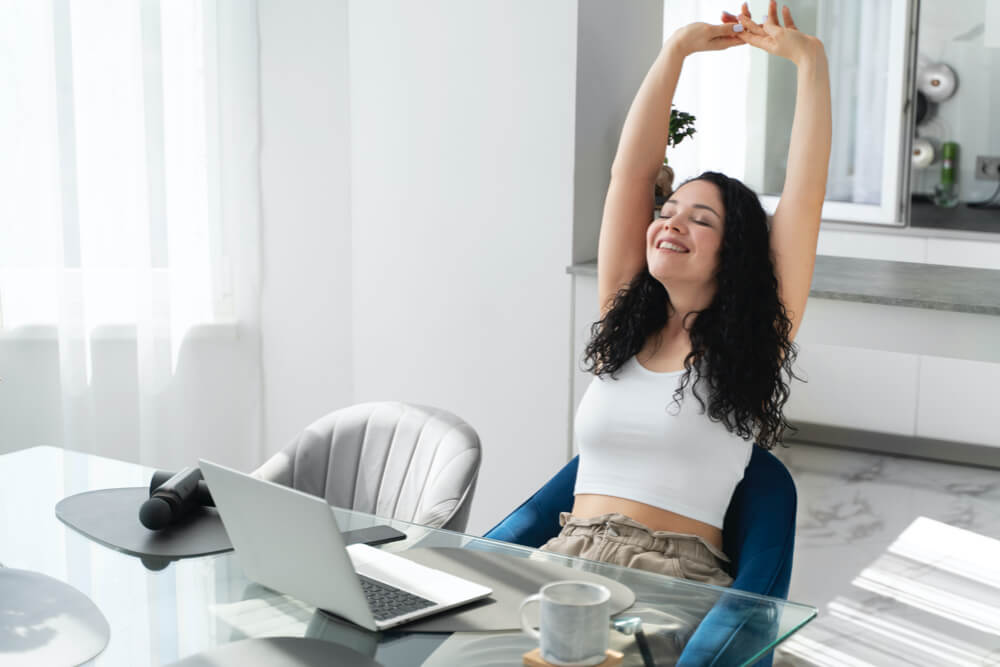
left=655, top=106, right=696, bottom=204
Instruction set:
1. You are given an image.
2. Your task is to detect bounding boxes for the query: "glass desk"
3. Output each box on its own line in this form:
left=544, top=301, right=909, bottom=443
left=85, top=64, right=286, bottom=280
left=0, top=447, right=816, bottom=665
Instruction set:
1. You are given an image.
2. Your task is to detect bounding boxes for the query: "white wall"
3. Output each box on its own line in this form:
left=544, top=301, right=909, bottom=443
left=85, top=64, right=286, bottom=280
left=254, top=0, right=662, bottom=533
left=348, top=1, right=579, bottom=534
left=258, top=0, right=354, bottom=454
left=573, top=0, right=663, bottom=264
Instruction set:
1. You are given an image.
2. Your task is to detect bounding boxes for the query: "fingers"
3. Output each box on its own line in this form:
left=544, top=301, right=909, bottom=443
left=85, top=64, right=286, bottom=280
left=709, top=37, right=747, bottom=51
left=723, top=4, right=751, bottom=23
left=714, top=22, right=743, bottom=36
left=766, top=0, right=779, bottom=25
left=707, top=23, right=746, bottom=49
left=737, top=14, right=768, bottom=39
left=734, top=30, right=770, bottom=51
left=736, top=15, right=772, bottom=50
left=696, top=21, right=744, bottom=50
left=782, top=4, right=798, bottom=30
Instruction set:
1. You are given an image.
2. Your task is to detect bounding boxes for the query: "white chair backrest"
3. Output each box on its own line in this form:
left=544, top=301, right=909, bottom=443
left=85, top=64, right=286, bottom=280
left=253, top=402, right=481, bottom=532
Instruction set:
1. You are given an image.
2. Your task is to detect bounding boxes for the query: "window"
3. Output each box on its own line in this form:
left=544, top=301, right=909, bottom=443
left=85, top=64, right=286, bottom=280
left=665, top=0, right=915, bottom=227
left=0, top=0, right=226, bottom=331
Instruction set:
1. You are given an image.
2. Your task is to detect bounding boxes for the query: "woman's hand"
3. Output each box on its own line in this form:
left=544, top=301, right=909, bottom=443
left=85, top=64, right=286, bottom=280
left=730, top=1, right=825, bottom=67
left=720, top=2, right=752, bottom=27
left=665, top=21, right=745, bottom=58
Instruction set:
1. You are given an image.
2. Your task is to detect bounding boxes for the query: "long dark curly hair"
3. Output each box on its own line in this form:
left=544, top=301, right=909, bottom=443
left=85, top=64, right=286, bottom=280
left=583, top=171, right=800, bottom=450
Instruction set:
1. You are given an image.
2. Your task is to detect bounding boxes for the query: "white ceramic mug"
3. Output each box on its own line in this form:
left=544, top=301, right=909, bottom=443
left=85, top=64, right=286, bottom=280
left=519, top=580, right=611, bottom=666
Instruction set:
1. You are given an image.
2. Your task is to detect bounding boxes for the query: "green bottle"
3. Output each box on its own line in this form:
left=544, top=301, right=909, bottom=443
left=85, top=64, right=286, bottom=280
left=934, top=141, right=959, bottom=208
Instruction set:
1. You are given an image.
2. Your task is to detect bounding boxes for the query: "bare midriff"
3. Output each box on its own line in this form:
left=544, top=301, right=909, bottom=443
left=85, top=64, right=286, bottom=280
left=571, top=494, right=723, bottom=551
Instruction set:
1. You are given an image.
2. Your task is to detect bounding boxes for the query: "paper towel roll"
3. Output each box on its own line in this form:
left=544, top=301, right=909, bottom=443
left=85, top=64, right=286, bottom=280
left=917, top=64, right=957, bottom=103
left=912, top=138, right=934, bottom=168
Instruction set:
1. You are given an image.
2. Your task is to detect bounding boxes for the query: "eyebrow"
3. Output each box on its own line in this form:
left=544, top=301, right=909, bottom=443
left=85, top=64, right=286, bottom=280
left=664, top=199, right=721, bottom=221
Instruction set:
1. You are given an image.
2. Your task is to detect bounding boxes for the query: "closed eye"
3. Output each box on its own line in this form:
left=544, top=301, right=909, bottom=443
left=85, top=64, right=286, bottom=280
left=658, top=212, right=713, bottom=228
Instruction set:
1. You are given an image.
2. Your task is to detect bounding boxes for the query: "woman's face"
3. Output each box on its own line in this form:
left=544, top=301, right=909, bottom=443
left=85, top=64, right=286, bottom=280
left=646, top=179, right=725, bottom=291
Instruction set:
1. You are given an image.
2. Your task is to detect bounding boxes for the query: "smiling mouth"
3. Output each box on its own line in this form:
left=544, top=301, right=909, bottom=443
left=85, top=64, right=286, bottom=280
left=656, top=240, right=689, bottom=253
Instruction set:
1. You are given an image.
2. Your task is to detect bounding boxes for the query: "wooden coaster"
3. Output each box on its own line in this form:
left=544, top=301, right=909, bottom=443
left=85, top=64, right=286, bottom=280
left=522, top=648, right=624, bottom=667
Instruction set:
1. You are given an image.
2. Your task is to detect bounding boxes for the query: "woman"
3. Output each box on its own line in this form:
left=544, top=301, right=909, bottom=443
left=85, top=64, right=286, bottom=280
left=540, top=2, right=831, bottom=587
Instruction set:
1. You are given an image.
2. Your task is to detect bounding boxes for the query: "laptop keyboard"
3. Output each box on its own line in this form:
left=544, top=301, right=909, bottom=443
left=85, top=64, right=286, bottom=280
left=358, top=574, right=436, bottom=621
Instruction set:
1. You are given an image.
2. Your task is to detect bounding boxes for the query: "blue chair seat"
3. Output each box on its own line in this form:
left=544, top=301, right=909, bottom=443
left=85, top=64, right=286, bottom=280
left=484, top=446, right=797, bottom=666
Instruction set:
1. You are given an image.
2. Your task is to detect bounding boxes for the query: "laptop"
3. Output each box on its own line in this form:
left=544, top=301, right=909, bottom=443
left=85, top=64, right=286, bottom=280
left=199, top=459, right=492, bottom=631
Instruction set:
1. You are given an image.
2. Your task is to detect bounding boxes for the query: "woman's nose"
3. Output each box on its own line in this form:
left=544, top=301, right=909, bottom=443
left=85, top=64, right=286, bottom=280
left=664, top=218, right=686, bottom=233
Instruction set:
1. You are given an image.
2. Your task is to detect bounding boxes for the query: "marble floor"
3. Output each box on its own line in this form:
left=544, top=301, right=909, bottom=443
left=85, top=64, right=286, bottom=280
left=773, top=442, right=1000, bottom=667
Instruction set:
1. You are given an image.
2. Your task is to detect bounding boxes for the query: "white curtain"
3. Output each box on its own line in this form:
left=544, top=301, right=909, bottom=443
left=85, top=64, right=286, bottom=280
left=0, top=0, right=262, bottom=472
left=663, top=0, right=751, bottom=184
left=821, top=0, right=891, bottom=205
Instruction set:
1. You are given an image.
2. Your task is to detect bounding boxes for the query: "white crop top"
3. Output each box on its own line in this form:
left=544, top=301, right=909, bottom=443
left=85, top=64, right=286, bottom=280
left=573, top=356, right=753, bottom=529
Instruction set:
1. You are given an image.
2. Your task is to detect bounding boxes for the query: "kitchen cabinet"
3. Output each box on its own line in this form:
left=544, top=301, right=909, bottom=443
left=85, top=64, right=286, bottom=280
left=784, top=343, right=919, bottom=437
left=917, top=356, right=1000, bottom=447
left=816, top=229, right=927, bottom=263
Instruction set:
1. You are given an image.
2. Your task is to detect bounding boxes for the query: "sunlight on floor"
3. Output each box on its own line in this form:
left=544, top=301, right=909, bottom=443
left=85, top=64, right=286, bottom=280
left=778, top=516, right=1000, bottom=666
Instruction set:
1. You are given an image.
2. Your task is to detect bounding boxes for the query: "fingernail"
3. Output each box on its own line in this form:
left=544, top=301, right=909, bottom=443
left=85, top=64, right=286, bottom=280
left=733, top=24, right=744, bottom=32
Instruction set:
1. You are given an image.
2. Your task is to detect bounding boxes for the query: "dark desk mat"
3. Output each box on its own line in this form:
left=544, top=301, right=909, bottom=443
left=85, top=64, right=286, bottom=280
left=55, top=487, right=233, bottom=563
left=166, top=637, right=382, bottom=666
left=395, top=548, right=636, bottom=633
left=0, top=568, right=110, bottom=666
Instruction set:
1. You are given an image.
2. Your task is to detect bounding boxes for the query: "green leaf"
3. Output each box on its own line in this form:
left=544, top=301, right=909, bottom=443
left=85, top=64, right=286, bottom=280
left=667, top=105, right=697, bottom=149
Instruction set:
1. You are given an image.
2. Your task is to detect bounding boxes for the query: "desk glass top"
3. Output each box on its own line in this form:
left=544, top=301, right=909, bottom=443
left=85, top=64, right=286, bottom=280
left=0, top=446, right=815, bottom=666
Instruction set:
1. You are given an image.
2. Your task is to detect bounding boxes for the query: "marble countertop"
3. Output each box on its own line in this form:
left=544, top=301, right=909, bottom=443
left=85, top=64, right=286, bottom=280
left=567, top=255, right=1000, bottom=316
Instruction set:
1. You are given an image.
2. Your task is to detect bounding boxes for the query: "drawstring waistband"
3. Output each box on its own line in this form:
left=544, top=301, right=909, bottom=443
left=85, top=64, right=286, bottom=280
left=558, top=511, right=730, bottom=563
left=600, top=520, right=620, bottom=541
left=542, top=512, right=735, bottom=587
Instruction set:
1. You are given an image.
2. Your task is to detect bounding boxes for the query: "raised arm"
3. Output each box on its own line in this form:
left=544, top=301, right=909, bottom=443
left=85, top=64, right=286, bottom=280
left=598, top=23, right=744, bottom=315
left=736, top=2, right=832, bottom=340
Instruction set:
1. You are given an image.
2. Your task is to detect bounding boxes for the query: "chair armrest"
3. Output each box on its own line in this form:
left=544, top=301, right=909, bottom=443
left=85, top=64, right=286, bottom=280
left=483, top=457, right=579, bottom=547
left=677, top=593, right=781, bottom=667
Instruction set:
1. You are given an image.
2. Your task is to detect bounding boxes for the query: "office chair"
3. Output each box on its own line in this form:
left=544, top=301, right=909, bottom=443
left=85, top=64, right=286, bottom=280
left=484, top=446, right=797, bottom=667
left=254, top=402, right=481, bottom=532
